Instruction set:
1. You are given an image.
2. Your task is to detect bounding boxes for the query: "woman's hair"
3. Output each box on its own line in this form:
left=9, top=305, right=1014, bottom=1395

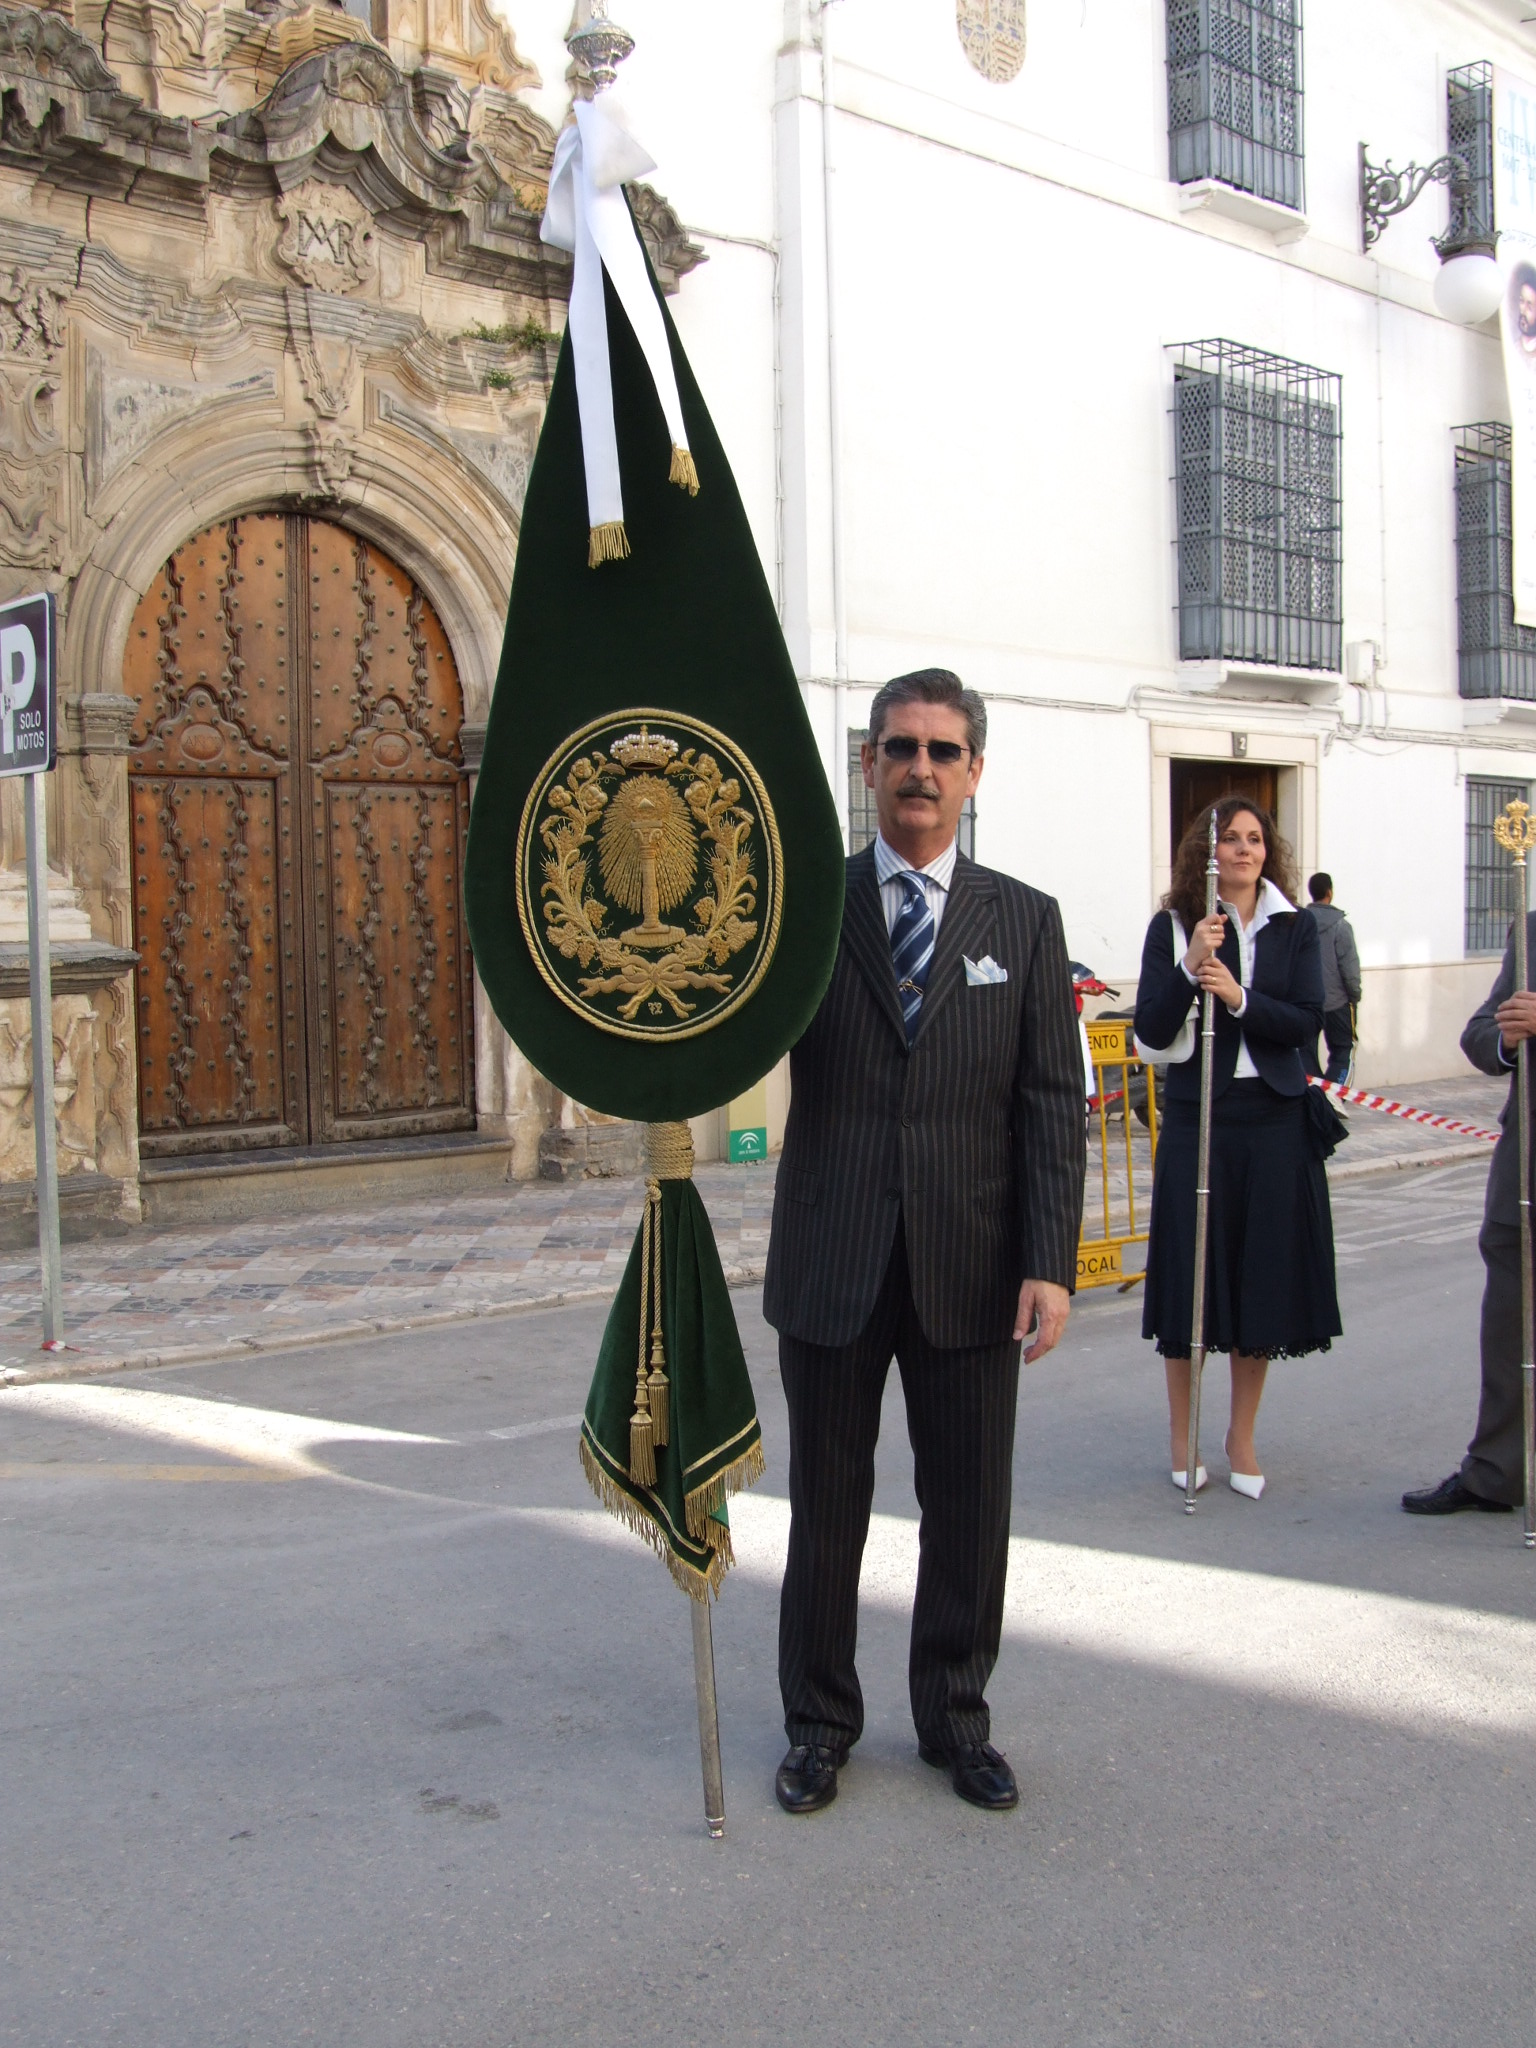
left=1162, top=796, right=1300, bottom=933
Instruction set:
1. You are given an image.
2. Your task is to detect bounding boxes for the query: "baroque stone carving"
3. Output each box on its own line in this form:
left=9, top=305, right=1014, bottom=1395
left=85, top=354, right=277, bottom=497
left=0, top=261, right=69, bottom=572
left=275, top=178, right=378, bottom=293
left=376, top=389, right=538, bottom=515
left=957, top=0, right=1026, bottom=85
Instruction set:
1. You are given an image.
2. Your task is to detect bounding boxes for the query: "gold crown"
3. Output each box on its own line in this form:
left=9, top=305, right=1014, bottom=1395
left=608, top=726, right=679, bottom=770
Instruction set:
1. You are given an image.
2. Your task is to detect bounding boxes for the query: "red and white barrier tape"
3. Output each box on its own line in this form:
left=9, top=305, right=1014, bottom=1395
left=1309, top=1075, right=1500, bottom=1144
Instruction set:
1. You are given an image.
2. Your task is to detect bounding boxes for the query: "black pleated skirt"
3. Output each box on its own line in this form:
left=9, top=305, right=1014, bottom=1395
left=1142, top=1079, right=1341, bottom=1361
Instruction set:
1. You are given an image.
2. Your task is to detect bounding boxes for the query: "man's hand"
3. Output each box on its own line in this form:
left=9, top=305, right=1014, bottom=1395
left=1497, top=990, right=1536, bottom=1053
left=1014, top=1278, right=1070, bottom=1363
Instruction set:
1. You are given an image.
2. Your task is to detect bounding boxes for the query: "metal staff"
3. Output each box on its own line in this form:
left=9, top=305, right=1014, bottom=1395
left=1494, top=798, right=1536, bottom=1549
left=691, top=1598, right=726, bottom=1837
left=1186, top=807, right=1220, bottom=1515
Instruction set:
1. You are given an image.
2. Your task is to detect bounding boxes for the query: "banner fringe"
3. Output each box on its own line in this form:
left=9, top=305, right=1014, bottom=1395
left=579, top=1436, right=727, bottom=1601
left=684, top=1438, right=766, bottom=1541
left=669, top=444, right=700, bottom=496
left=588, top=520, right=631, bottom=568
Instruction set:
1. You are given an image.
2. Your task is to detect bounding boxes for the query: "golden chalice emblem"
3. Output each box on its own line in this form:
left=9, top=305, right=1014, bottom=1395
left=599, top=773, right=695, bottom=950
left=516, top=712, right=783, bottom=1040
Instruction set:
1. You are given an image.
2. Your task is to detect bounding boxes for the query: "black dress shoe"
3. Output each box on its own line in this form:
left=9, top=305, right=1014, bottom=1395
left=774, top=1743, right=847, bottom=1815
left=918, top=1738, right=1019, bottom=1810
left=1402, top=1473, right=1514, bottom=1515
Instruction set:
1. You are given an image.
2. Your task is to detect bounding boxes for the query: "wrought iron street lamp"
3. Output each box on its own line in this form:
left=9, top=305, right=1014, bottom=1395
left=1359, top=141, right=1503, bottom=324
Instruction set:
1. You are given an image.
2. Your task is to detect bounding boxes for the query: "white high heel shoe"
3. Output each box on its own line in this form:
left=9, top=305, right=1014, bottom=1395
left=1225, top=1434, right=1265, bottom=1499
left=1171, top=1466, right=1208, bottom=1492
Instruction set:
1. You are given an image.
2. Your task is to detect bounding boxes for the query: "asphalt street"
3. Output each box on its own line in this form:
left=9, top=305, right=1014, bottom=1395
left=2, top=1158, right=1534, bottom=2048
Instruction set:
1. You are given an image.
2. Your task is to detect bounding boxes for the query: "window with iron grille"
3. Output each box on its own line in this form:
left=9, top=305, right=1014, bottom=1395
left=847, top=731, right=975, bottom=860
left=1447, top=61, right=1494, bottom=243
left=1166, top=0, right=1304, bottom=212
left=1467, top=777, right=1531, bottom=953
left=1171, top=339, right=1342, bottom=672
left=1454, top=423, right=1536, bottom=702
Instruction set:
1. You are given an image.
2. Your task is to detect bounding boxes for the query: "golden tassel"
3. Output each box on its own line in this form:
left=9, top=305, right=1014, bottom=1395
left=629, top=1191, right=657, bottom=1486
left=644, top=1178, right=669, bottom=1446
left=669, top=444, right=700, bottom=496
left=588, top=521, right=631, bottom=568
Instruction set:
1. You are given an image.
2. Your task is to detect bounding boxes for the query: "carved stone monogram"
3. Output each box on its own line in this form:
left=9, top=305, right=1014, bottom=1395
left=275, top=181, right=379, bottom=294
left=957, top=0, right=1026, bottom=84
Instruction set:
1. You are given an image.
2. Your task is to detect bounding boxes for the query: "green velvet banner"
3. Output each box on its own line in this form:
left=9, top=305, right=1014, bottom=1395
left=465, top=200, right=839, bottom=1597
left=464, top=222, right=845, bottom=1124
left=579, top=1170, right=763, bottom=1600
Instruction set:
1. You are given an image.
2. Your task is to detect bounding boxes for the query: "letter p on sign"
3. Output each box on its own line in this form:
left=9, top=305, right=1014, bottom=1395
left=1, top=623, right=35, bottom=754
left=0, top=593, right=55, bottom=777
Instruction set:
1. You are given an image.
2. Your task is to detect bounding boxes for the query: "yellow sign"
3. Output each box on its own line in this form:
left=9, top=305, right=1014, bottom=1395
left=1078, top=1022, right=1157, bottom=1291
left=1077, top=1242, right=1123, bottom=1286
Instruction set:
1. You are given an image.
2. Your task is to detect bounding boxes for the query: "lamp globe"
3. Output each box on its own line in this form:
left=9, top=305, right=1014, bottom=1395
left=1434, top=249, right=1504, bottom=325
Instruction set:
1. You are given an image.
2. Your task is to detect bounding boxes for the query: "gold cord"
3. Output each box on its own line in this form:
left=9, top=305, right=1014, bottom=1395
left=642, top=1120, right=695, bottom=1180
left=644, top=1175, right=669, bottom=1445
left=669, top=445, right=700, bottom=496
left=629, top=1185, right=656, bottom=1485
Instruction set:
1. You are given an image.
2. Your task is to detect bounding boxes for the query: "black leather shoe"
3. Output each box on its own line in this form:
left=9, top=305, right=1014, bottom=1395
left=919, top=1738, right=1019, bottom=1810
left=774, top=1743, right=847, bottom=1814
left=1402, top=1473, right=1514, bottom=1515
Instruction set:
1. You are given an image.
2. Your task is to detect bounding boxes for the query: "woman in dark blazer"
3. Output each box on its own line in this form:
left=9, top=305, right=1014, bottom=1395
left=1135, top=798, right=1340, bottom=1501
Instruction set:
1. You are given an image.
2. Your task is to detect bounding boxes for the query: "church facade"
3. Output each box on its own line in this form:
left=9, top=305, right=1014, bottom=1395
left=0, top=0, right=698, bottom=1228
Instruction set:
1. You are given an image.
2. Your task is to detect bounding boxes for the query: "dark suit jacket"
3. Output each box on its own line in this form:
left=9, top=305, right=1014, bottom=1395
left=1460, top=912, right=1536, bottom=1229
left=1133, top=904, right=1323, bottom=1102
left=762, top=847, right=1086, bottom=1350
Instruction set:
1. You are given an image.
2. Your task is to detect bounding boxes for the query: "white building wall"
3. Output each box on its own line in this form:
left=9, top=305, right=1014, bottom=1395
left=509, top=0, right=1536, bottom=1082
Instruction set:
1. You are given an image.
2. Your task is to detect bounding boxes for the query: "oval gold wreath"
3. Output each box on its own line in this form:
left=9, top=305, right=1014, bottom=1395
left=514, top=707, right=785, bottom=1043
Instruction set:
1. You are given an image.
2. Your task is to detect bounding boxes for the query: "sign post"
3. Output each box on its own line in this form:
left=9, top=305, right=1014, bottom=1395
left=0, top=592, right=61, bottom=1345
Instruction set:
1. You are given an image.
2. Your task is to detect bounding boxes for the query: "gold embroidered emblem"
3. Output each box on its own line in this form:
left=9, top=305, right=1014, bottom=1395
left=516, top=709, right=783, bottom=1040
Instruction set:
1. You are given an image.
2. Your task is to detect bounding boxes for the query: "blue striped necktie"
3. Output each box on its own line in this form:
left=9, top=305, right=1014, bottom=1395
left=890, top=871, right=935, bottom=1042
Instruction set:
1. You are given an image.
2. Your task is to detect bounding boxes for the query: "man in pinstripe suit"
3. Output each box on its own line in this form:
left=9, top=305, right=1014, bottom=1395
left=764, top=669, right=1085, bottom=1814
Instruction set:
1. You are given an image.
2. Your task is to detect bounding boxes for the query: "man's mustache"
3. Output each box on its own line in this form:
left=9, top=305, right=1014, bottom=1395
left=896, top=780, right=940, bottom=800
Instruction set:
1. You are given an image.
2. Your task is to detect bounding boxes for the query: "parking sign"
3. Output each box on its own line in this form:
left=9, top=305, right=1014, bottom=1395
left=0, top=592, right=56, bottom=776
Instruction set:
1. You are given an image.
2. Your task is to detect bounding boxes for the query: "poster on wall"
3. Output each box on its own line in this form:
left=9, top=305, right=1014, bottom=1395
left=1494, top=68, right=1536, bottom=623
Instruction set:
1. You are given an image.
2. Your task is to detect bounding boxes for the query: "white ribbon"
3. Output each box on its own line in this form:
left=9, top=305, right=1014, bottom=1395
left=541, top=97, right=695, bottom=545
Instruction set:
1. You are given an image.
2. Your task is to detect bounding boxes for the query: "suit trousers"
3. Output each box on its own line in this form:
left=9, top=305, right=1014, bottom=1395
left=1461, top=1219, right=1528, bottom=1505
left=777, top=1224, right=1022, bottom=1753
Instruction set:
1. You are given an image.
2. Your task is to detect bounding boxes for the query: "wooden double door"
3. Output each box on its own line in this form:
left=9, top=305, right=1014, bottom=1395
left=126, top=514, right=475, bottom=1156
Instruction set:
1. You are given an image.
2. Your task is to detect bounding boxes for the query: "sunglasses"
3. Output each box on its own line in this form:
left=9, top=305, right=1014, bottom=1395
left=877, top=735, right=972, bottom=766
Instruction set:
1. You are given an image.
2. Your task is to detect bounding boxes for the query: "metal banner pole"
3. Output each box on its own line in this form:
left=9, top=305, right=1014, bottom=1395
left=1185, top=807, right=1220, bottom=1515
left=1495, top=799, right=1536, bottom=1548
left=24, top=768, right=61, bottom=1345
left=690, top=1596, right=726, bottom=1838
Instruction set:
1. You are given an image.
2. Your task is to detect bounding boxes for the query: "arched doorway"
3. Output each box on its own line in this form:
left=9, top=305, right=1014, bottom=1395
left=125, top=514, right=476, bottom=1154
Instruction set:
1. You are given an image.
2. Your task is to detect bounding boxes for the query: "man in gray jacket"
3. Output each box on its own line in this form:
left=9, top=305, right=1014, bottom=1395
left=1306, top=874, right=1362, bottom=1083
left=1402, top=913, right=1534, bottom=1514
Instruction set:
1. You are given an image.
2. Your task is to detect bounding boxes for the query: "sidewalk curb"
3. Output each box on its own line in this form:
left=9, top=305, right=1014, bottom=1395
left=0, top=1144, right=1492, bottom=1394
left=1327, top=1141, right=1491, bottom=1181
left=0, top=1262, right=769, bottom=1391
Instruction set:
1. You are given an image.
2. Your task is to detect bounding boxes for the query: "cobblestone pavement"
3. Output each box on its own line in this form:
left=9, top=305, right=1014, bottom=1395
left=0, top=1164, right=776, bottom=1382
left=0, top=1072, right=1509, bottom=1383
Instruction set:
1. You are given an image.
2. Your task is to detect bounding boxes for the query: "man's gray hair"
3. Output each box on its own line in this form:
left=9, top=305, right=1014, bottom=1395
left=868, top=669, right=986, bottom=758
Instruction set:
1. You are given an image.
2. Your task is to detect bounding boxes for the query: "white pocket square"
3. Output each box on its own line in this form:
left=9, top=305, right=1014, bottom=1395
left=964, top=954, right=1009, bottom=986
